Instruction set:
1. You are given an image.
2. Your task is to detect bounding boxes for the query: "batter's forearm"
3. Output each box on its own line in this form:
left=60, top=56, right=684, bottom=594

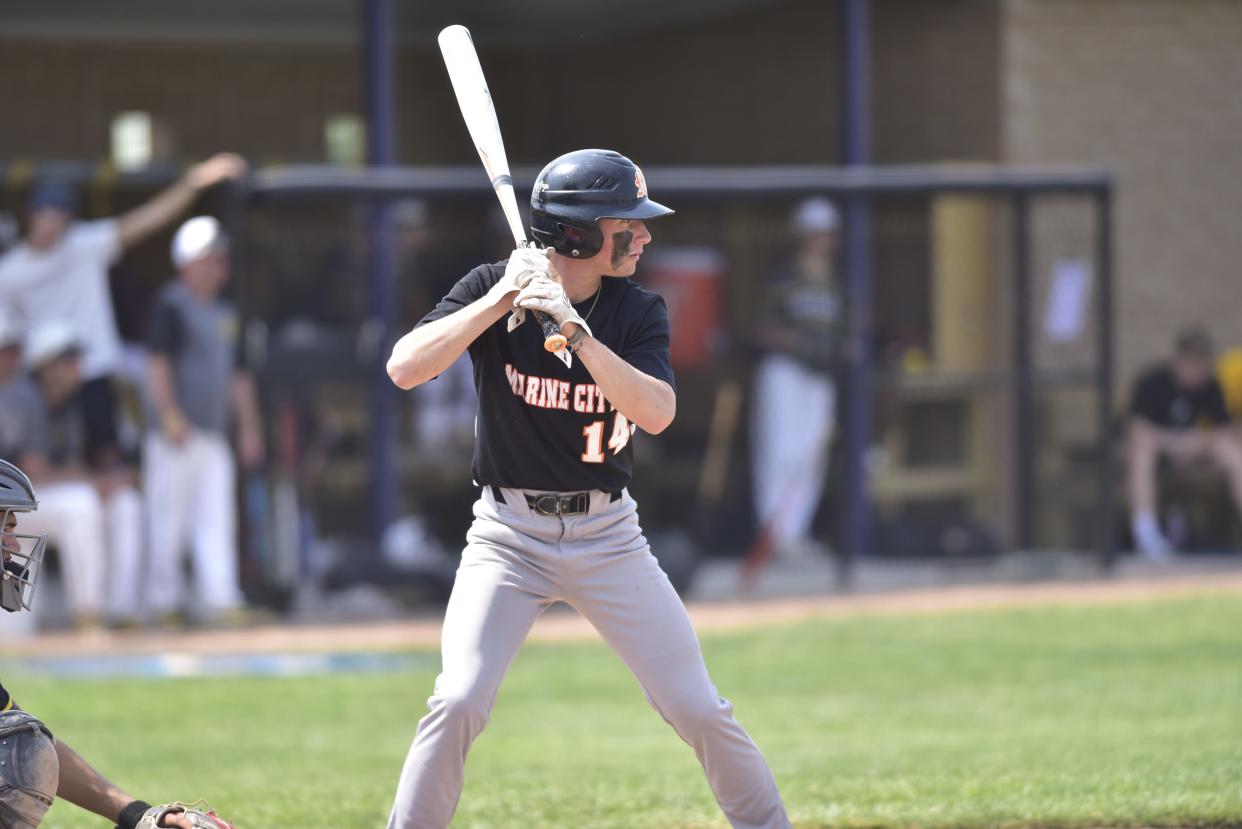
left=388, top=297, right=508, bottom=390
left=54, top=739, right=133, bottom=821
left=574, top=335, right=675, bottom=434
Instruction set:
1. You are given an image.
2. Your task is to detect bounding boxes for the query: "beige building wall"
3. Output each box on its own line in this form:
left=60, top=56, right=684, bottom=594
left=1002, top=0, right=1242, bottom=388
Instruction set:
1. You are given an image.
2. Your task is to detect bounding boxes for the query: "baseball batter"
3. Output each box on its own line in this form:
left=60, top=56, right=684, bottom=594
left=385, top=149, right=790, bottom=828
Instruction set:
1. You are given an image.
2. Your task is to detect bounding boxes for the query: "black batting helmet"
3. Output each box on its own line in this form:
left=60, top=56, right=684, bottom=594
left=530, top=149, right=673, bottom=259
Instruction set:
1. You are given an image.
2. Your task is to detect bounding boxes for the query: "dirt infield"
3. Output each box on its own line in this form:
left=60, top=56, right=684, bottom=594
left=7, top=568, right=1242, bottom=659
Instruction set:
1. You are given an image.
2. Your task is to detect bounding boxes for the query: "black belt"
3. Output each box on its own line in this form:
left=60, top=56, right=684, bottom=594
left=490, top=486, right=620, bottom=516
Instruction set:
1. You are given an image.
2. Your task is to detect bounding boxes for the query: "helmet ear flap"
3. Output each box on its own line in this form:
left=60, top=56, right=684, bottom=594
left=557, top=222, right=604, bottom=258
left=530, top=210, right=604, bottom=259
left=558, top=224, right=587, bottom=245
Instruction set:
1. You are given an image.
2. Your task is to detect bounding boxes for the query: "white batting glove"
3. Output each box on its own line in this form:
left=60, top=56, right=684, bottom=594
left=487, top=247, right=551, bottom=331
left=513, top=275, right=594, bottom=337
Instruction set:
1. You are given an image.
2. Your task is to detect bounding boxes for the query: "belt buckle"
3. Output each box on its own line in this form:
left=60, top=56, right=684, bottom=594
left=533, top=494, right=560, bottom=516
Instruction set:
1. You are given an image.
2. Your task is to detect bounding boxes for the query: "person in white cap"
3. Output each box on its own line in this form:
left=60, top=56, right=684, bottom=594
left=748, top=197, right=844, bottom=562
left=143, top=216, right=262, bottom=625
left=0, top=321, right=143, bottom=628
left=0, top=155, right=246, bottom=470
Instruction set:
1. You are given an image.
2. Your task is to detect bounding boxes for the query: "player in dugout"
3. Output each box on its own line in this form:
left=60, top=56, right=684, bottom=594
left=0, top=459, right=235, bottom=829
left=1127, top=325, right=1242, bottom=558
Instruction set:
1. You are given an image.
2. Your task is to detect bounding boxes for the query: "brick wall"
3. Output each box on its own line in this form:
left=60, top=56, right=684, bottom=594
left=0, top=41, right=360, bottom=163
left=1002, top=0, right=1242, bottom=386
left=0, top=0, right=1007, bottom=170
left=874, top=0, right=1001, bottom=163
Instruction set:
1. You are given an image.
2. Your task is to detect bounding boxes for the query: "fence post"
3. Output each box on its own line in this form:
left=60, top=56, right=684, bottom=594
left=364, top=0, right=397, bottom=540
left=841, top=0, right=872, bottom=583
left=1096, top=187, right=1116, bottom=569
left=1012, top=193, right=1035, bottom=550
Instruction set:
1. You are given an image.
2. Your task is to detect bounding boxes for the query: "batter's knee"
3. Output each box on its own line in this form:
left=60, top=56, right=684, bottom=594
left=433, top=685, right=494, bottom=733
left=661, top=692, right=733, bottom=739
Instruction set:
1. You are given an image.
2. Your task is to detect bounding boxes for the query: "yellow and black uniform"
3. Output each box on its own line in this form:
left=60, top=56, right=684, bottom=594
left=0, top=681, right=11, bottom=711
left=755, top=259, right=842, bottom=373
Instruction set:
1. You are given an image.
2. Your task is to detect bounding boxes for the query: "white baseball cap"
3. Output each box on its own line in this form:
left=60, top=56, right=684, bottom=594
left=791, top=197, right=839, bottom=234
left=24, top=320, right=81, bottom=369
left=172, top=216, right=229, bottom=269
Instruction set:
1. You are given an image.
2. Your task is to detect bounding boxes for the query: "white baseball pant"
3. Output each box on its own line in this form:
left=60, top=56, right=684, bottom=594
left=15, top=480, right=142, bottom=622
left=387, top=487, right=789, bottom=829
left=142, top=430, right=244, bottom=615
left=751, top=353, right=836, bottom=550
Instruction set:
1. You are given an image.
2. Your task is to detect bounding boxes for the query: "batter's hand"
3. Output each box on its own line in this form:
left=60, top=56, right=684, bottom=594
left=185, top=154, right=247, bottom=191
left=488, top=248, right=551, bottom=333
left=513, top=275, right=593, bottom=338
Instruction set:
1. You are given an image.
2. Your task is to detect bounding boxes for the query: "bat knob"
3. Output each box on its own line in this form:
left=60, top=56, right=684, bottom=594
left=544, top=334, right=568, bottom=353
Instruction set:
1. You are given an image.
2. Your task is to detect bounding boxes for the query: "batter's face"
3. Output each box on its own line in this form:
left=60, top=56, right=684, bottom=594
left=596, top=218, right=651, bottom=277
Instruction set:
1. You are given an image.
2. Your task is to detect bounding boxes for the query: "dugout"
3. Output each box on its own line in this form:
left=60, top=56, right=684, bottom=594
left=0, top=160, right=1115, bottom=600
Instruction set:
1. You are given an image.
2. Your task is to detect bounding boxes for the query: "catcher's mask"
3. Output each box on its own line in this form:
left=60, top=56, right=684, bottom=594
left=0, top=459, right=46, bottom=613
left=0, top=710, right=59, bottom=829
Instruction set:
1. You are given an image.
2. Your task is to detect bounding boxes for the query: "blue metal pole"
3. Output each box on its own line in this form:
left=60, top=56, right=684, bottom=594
left=1013, top=194, right=1035, bottom=550
left=1096, top=188, right=1116, bottom=570
left=364, top=0, right=396, bottom=540
left=841, top=0, right=872, bottom=581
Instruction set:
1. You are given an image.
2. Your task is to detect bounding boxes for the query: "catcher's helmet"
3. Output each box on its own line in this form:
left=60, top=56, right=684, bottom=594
left=0, top=459, right=46, bottom=613
left=530, top=149, right=673, bottom=259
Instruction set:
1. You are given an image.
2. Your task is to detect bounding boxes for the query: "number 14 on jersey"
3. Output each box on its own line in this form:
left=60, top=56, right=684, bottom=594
left=581, top=412, right=636, bottom=463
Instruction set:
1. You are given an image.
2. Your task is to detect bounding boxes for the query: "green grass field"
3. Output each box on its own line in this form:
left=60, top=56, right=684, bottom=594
left=10, top=593, right=1242, bottom=828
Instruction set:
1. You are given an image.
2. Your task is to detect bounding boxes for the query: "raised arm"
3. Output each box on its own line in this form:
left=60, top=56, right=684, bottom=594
left=116, top=154, right=246, bottom=251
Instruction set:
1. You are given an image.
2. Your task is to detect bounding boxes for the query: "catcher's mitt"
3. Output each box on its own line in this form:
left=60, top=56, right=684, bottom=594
left=134, top=801, right=235, bottom=829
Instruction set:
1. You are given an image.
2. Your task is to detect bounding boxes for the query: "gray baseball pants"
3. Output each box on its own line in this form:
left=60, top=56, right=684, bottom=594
left=386, top=487, right=789, bottom=829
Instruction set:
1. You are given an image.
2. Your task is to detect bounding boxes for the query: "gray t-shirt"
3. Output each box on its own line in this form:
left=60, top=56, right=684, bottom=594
left=147, top=282, right=242, bottom=435
left=0, top=375, right=84, bottom=464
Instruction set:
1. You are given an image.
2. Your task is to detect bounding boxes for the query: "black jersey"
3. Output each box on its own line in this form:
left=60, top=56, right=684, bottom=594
left=1130, top=365, right=1230, bottom=430
left=1, top=680, right=11, bottom=711
left=417, top=261, right=675, bottom=492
